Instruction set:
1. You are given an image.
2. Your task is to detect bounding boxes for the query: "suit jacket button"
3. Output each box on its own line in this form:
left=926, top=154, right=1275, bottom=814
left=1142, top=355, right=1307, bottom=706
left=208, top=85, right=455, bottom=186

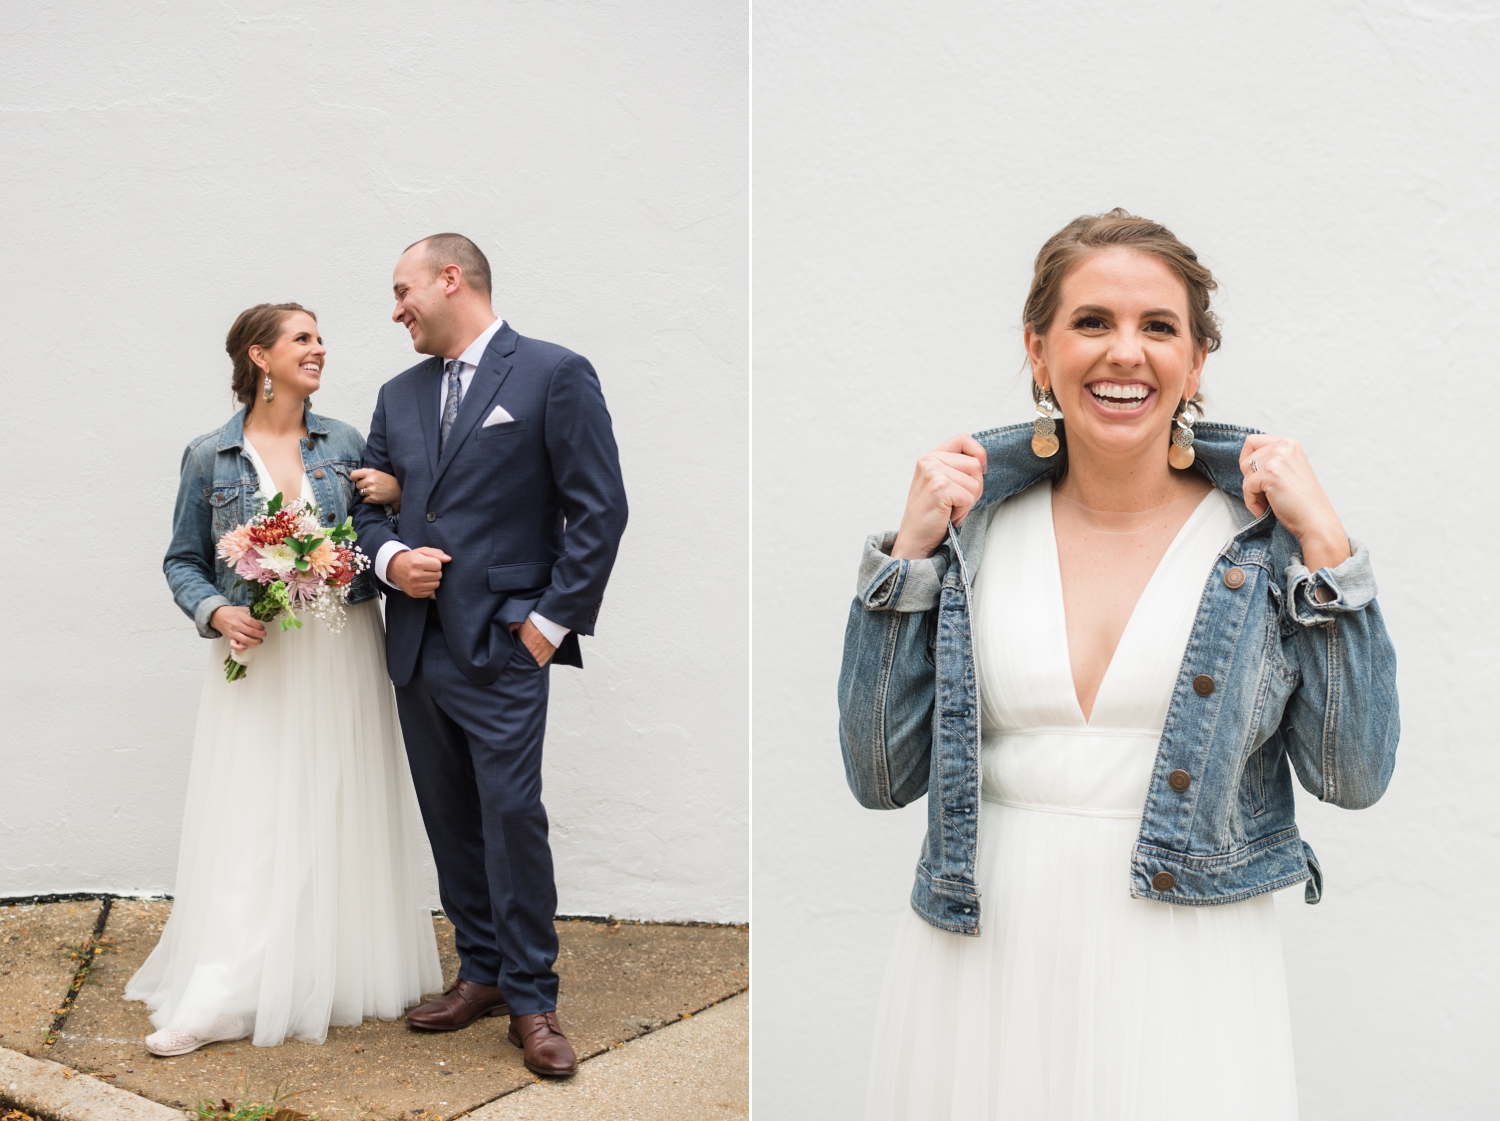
left=1223, top=566, right=1245, bottom=589
left=313, top=469, right=325, bottom=480
left=1152, top=871, right=1176, bottom=892
left=1168, top=769, right=1191, bottom=793
left=426, top=512, right=437, bottom=522
left=1193, top=674, right=1215, bottom=696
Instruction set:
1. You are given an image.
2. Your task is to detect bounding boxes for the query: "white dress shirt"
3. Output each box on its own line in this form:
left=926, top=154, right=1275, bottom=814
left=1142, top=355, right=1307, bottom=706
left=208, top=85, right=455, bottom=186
left=374, top=318, right=570, bottom=650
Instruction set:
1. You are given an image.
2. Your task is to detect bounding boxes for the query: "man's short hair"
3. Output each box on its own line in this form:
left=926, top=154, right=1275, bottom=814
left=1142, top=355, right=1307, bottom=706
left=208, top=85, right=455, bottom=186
left=406, top=232, right=493, bottom=297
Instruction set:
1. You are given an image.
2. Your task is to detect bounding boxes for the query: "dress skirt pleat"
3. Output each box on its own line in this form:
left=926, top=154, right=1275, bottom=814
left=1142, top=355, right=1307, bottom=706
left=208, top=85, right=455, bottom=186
left=125, top=600, right=443, bottom=1046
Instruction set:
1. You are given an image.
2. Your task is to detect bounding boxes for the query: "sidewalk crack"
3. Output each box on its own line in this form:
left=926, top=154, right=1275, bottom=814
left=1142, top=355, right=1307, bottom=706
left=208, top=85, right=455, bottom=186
left=42, top=897, right=112, bottom=1049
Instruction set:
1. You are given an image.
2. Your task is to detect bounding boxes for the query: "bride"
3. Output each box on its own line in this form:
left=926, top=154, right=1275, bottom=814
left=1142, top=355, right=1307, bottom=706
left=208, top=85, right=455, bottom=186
left=839, top=211, right=1400, bottom=1119
left=133, top=302, right=442, bottom=1056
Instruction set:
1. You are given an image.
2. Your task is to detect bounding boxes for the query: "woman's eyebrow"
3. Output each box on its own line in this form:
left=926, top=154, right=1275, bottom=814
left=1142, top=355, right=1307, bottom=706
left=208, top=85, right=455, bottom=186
left=1069, top=304, right=1184, bottom=320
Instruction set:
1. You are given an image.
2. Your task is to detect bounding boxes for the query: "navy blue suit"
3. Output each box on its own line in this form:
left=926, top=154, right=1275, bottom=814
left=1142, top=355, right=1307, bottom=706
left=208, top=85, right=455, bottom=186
left=355, top=323, right=626, bottom=1013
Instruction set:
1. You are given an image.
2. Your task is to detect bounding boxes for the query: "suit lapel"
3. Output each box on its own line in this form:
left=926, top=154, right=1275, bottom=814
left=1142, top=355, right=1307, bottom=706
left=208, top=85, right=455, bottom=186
left=415, top=356, right=444, bottom=477
left=431, top=324, right=518, bottom=491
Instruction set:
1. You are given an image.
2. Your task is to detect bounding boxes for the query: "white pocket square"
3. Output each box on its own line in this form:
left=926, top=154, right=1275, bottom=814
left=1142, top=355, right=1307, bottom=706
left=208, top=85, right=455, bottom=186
left=481, top=405, right=516, bottom=427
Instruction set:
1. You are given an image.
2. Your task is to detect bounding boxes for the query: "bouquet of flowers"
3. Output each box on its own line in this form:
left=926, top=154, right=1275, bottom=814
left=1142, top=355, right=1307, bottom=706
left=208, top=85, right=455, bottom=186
left=214, top=492, right=370, bottom=681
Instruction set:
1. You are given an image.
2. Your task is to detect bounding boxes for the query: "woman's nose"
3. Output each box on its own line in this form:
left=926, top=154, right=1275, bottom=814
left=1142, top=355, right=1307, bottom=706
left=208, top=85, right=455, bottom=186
left=1107, top=332, right=1144, bottom=367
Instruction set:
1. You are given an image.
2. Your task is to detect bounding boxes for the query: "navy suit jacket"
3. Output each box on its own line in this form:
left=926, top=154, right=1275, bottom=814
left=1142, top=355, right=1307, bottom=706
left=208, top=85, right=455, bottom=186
left=354, top=323, right=627, bottom=687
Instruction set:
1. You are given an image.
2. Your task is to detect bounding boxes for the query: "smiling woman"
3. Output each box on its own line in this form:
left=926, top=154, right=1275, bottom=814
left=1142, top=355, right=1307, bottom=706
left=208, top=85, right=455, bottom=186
left=838, top=210, right=1400, bottom=1120
left=135, top=301, right=442, bottom=1057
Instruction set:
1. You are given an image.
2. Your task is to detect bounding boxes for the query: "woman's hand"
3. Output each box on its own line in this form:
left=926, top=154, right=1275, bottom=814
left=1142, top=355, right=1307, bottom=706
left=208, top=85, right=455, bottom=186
left=210, top=606, right=266, bottom=652
left=1239, top=434, right=1350, bottom=572
left=351, top=468, right=401, bottom=513
left=890, top=433, right=989, bottom=560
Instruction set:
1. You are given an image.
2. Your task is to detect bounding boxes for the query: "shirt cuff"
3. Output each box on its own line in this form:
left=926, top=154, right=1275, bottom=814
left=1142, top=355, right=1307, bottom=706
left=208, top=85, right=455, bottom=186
left=375, top=541, right=411, bottom=586
left=528, top=612, right=570, bottom=648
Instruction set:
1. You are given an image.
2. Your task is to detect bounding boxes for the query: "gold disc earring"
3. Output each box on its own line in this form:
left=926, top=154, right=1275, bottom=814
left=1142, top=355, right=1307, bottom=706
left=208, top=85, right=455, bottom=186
left=262, top=373, right=274, bottom=403
left=1031, top=388, right=1060, bottom=458
left=1168, top=402, right=1197, bottom=469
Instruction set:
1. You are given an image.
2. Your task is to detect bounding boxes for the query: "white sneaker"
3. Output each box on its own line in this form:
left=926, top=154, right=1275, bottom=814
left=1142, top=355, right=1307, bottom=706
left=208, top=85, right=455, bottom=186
left=144, top=1028, right=204, bottom=1057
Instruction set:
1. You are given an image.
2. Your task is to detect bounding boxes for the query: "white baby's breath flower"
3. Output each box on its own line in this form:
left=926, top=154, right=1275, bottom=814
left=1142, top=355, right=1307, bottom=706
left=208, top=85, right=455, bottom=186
left=308, top=584, right=349, bottom=632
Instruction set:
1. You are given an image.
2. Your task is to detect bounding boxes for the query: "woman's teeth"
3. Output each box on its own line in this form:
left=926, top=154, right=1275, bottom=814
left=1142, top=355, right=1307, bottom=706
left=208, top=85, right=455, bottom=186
left=1089, top=384, right=1150, bottom=409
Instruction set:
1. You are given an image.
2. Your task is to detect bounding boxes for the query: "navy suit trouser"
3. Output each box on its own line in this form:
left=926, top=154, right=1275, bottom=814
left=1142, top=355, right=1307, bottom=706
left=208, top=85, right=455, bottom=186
left=394, top=618, right=559, bottom=1015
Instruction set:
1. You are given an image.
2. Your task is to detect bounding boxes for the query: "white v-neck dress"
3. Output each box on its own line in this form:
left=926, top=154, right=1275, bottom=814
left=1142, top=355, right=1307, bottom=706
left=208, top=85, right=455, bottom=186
left=126, top=438, right=442, bottom=1047
left=865, top=482, right=1299, bottom=1120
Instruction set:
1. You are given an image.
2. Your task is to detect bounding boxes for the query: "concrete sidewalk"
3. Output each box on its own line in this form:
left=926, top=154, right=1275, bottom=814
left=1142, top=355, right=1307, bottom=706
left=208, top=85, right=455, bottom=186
left=1, top=898, right=747, bottom=1119
left=473, top=992, right=747, bottom=1120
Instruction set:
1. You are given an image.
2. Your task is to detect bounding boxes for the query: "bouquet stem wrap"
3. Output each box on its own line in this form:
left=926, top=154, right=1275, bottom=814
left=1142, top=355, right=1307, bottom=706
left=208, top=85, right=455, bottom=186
left=225, top=645, right=255, bottom=682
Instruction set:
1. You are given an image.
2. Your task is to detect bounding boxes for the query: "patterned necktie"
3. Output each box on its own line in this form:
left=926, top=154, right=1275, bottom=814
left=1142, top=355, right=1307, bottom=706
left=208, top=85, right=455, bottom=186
left=440, top=359, right=465, bottom=452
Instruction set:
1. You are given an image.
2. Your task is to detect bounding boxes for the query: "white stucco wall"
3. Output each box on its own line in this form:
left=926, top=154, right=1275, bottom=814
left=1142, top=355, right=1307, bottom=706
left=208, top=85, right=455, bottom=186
left=0, top=1, right=747, bottom=923
left=754, top=2, right=1497, bottom=1117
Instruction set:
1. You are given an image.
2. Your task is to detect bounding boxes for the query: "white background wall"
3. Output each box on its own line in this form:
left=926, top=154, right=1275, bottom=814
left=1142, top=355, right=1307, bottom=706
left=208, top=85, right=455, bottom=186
left=0, top=1, right=747, bottom=924
left=754, top=2, right=1497, bottom=1117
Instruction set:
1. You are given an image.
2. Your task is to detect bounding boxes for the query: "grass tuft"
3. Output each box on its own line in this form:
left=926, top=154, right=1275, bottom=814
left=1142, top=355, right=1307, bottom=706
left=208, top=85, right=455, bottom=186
left=193, top=1075, right=320, bottom=1121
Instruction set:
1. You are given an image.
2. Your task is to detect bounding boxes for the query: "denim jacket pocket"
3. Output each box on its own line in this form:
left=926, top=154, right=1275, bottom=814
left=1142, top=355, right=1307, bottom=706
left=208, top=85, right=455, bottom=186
left=208, top=486, right=241, bottom=535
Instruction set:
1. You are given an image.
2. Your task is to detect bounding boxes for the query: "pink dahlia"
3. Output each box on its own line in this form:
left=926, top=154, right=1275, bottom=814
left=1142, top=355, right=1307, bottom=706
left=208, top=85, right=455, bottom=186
left=216, top=525, right=256, bottom=566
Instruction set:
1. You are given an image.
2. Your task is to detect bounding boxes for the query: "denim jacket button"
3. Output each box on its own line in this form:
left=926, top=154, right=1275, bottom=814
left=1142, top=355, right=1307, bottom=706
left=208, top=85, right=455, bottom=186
left=1168, top=769, right=1191, bottom=793
left=1193, top=674, right=1215, bottom=696
left=1223, top=566, right=1246, bottom=589
left=313, top=469, right=325, bottom=480
left=1152, top=871, right=1176, bottom=892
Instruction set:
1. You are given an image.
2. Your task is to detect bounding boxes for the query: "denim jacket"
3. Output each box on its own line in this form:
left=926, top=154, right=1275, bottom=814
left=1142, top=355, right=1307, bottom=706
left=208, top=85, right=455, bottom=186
left=837, top=422, right=1400, bottom=936
left=164, top=406, right=377, bottom=638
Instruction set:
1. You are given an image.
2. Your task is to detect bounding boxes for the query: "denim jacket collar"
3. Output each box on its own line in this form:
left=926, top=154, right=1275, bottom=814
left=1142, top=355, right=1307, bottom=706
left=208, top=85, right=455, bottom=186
left=215, top=404, right=330, bottom=453
left=837, top=417, right=1399, bottom=937
left=970, top=419, right=1261, bottom=517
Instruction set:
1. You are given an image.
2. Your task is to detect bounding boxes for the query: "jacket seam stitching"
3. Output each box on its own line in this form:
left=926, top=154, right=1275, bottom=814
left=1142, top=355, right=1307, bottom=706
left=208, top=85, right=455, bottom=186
left=1135, top=824, right=1302, bottom=866
left=871, top=611, right=901, bottom=808
left=1323, top=620, right=1342, bottom=802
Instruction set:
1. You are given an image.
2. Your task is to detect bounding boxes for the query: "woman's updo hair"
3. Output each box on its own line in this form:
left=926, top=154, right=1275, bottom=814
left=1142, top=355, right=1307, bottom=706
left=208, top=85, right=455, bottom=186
left=226, top=302, right=315, bottom=409
left=1023, top=209, right=1220, bottom=412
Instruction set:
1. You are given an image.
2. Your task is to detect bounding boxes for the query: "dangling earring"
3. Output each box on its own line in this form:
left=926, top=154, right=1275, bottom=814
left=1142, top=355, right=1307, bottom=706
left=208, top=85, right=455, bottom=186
left=1169, top=402, right=1197, bottom=469
left=1031, top=387, right=1061, bottom=458
left=262, top=373, right=274, bottom=403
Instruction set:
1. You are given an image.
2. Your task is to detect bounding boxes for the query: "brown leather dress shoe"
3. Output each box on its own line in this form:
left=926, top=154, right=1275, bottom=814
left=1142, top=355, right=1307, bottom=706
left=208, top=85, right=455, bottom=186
left=406, top=979, right=510, bottom=1031
left=508, top=1011, right=578, bottom=1077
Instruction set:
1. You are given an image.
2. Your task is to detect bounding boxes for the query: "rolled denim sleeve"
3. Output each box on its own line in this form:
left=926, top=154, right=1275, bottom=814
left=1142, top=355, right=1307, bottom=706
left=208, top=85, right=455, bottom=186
left=857, top=531, right=950, bottom=613
left=840, top=531, right=943, bottom=811
left=163, top=443, right=228, bottom=639
left=1280, top=538, right=1401, bottom=810
left=1285, top=537, right=1378, bottom=625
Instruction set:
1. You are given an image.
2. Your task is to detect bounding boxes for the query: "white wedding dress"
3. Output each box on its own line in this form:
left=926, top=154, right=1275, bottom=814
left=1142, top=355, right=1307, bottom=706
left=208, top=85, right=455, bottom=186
left=126, top=439, right=443, bottom=1047
left=866, top=482, right=1299, bottom=1120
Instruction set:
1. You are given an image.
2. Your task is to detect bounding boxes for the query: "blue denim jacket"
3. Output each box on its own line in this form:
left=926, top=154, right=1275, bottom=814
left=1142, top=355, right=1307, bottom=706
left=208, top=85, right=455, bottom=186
left=164, top=406, right=377, bottom=638
left=837, top=422, right=1400, bottom=935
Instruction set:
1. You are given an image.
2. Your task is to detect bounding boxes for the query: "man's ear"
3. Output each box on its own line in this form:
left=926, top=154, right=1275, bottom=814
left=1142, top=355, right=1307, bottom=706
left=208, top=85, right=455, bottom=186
left=440, top=264, right=464, bottom=296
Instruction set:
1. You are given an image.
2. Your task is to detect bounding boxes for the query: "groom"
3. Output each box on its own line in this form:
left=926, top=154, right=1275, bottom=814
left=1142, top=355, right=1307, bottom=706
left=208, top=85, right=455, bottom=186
left=353, top=233, right=627, bottom=1077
